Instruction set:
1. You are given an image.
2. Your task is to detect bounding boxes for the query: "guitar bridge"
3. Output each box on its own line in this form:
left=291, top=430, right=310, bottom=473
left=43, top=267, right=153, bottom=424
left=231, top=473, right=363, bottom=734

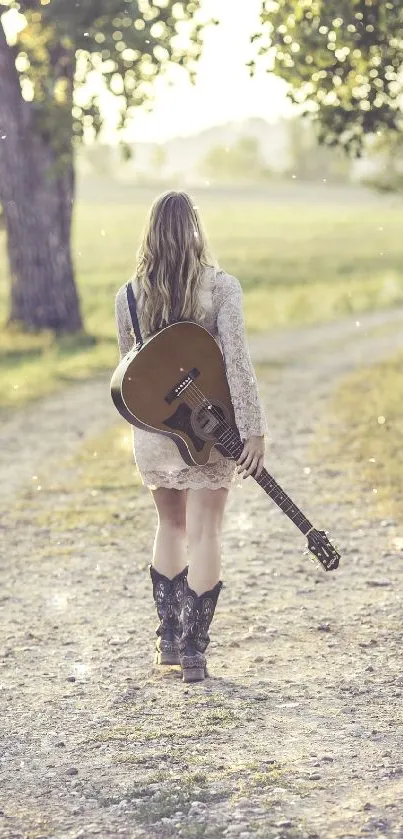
left=165, top=368, right=200, bottom=404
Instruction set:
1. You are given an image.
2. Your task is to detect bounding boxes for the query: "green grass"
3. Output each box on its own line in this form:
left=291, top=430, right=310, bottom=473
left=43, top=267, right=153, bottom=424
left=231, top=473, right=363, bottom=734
left=317, top=349, right=403, bottom=522
left=1, top=184, right=403, bottom=409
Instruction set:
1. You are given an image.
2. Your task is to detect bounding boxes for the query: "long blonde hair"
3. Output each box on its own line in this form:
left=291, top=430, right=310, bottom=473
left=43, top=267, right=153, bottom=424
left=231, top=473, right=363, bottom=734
left=135, top=191, right=214, bottom=336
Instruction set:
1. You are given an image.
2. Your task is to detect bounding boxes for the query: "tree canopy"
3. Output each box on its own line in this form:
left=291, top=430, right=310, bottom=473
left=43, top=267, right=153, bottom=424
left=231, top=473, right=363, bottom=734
left=251, top=0, right=403, bottom=154
left=0, top=0, right=205, bottom=164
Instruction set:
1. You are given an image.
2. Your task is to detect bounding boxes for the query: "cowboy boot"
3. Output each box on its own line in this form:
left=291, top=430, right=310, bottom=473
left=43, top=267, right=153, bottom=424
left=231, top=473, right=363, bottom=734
left=149, top=565, right=188, bottom=665
left=179, top=579, right=223, bottom=683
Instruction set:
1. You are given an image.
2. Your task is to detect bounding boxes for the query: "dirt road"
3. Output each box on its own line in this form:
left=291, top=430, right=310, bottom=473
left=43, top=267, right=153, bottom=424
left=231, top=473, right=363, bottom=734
left=1, top=307, right=403, bottom=839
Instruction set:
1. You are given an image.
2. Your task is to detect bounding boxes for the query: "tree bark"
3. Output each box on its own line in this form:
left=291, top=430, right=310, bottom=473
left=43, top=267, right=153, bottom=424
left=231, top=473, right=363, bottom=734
left=0, top=20, right=83, bottom=332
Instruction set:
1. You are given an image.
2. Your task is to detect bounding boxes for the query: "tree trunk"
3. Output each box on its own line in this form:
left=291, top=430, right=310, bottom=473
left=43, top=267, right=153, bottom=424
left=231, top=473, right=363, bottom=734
left=0, top=20, right=83, bottom=333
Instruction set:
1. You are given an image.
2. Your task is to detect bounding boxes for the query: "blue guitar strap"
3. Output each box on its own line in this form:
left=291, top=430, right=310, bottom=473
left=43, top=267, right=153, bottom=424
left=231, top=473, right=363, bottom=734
left=126, top=281, right=143, bottom=348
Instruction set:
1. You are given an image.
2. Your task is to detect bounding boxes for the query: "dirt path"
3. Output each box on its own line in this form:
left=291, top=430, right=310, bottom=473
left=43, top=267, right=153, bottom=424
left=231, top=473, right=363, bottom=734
left=1, top=307, right=403, bottom=839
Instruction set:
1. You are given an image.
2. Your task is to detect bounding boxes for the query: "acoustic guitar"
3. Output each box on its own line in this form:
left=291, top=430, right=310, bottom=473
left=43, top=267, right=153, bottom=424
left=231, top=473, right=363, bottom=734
left=111, top=321, right=340, bottom=571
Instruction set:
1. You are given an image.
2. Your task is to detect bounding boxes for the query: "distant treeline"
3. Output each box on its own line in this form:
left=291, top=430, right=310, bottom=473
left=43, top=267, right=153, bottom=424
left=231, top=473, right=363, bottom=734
left=76, top=117, right=402, bottom=190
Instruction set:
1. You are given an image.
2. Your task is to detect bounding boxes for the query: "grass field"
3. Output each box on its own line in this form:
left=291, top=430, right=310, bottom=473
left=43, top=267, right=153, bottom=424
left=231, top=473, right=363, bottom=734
left=1, top=182, right=403, bottom=409
left=319, top=349, right=403, bottom=524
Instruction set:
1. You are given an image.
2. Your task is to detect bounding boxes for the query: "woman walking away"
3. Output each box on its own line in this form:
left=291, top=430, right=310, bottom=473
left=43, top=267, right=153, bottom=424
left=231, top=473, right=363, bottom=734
left=115, top=191, right=268, bottom=683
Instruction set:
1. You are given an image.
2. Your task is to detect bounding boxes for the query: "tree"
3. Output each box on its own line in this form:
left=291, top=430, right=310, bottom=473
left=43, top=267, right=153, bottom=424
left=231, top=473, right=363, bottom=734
left=251, top=0, right=403, bottom=155
left=151, top=143, right=167, bottom=178
left=79, top=143, right=115, bottom=177
left=361, top=131, right=403, bottom=191
left=0, top=1, right=205, bottom=332
left=287, top=117, right=350, bottom=182
left=200, top=135, right=271, bottom=182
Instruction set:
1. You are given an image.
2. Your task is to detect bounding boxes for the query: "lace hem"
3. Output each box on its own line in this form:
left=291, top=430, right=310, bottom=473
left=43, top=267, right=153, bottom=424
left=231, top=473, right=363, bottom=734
left=140, top=463, right=236, bottom=491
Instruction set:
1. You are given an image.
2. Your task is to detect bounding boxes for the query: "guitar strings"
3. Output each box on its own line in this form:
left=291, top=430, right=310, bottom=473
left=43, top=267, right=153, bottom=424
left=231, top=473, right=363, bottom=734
left=182, top=380, right=310, bottom=530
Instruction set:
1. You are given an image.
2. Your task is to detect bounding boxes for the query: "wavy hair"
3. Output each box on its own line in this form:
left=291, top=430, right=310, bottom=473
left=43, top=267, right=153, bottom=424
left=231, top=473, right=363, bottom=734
left=134, top=190, right=214, bottom=336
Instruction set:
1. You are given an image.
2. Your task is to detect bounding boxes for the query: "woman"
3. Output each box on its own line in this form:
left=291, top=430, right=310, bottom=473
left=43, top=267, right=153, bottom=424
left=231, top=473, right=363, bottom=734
left=115, top=190, right=267, bottom=683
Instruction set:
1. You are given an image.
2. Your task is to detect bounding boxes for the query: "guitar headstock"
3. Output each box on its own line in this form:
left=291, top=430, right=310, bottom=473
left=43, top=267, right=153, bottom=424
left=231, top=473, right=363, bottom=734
left=306, top=528, right=340, bottom=571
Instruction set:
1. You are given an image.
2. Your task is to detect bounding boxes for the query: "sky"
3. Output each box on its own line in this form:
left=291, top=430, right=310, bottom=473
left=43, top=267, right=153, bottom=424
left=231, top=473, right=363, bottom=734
left=123, top=0, right=293, bottom=143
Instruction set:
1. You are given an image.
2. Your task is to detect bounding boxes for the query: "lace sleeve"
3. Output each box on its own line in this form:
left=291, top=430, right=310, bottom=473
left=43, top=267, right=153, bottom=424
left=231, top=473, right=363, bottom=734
left=216, top=275, right=268, bottom=441
left=115, top=287, right=134, bottom=359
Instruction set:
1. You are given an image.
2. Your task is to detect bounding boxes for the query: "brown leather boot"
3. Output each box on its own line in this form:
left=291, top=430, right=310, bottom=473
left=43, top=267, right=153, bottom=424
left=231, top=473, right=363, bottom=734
left=179, top=579, right=222, bottom=682
left=149, top=565, right=188, bottom=665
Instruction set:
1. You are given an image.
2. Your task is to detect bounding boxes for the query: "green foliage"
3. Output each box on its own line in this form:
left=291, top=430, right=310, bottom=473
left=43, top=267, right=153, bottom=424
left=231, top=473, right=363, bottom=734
left=287, top=117, right=350, bottom=181
left=252, top=0, right=403, bottom=154
left=151, top=143, right=167, bottom=173
left=200, top=135, right=271, bottom=182
left=79, top=142, right=115, bottom=175
left=363, top=130, right=403, bottom=191
left=0, top=0, right=206, bottom=156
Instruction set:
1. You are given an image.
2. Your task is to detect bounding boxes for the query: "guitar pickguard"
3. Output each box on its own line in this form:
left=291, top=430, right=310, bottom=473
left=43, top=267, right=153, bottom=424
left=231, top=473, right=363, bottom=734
left=163, top=402, right=206, bottom=452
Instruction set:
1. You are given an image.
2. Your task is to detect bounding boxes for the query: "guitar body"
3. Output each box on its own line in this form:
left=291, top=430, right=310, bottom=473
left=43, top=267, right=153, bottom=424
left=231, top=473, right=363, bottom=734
left=110, top=321, right=236, bottom=466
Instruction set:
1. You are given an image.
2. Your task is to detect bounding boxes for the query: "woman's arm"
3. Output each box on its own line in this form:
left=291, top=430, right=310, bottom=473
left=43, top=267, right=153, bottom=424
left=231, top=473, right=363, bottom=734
left=216, top=274, right=268, bottom=476
left=115, top=287, right=134, bottom=359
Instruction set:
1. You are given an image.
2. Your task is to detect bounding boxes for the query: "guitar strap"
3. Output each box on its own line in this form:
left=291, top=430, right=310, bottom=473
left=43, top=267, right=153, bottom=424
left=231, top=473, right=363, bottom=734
left=126, top=281, right=143, bottom=348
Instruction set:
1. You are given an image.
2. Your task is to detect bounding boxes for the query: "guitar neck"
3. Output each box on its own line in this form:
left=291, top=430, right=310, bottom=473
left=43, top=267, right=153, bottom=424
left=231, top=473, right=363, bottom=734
left=219, top=429, right=313, bottom=537
left=254, top=467, right=313, bottom=536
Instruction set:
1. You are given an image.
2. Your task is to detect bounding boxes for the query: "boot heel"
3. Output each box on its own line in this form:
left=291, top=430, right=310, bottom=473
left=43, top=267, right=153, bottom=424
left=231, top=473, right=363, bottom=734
left=155, top=650, right=180, bottom=666
left=182, top=666, right=205, bottom=683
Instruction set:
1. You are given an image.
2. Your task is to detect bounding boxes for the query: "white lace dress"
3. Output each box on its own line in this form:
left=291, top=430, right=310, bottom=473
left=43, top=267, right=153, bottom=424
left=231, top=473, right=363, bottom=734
left=114, top=266, right=268, bottom=490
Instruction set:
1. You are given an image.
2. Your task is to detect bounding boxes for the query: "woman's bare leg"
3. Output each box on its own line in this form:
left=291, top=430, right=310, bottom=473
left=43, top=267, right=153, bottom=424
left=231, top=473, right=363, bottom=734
left=186, top=487, right=229, bottom=594
left=151, top=487, right=188, bottom=579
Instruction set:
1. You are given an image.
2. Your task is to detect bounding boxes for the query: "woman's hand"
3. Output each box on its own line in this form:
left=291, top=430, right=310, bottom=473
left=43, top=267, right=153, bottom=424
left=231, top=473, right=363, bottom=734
left=236, top=434, right=265, bottom=479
